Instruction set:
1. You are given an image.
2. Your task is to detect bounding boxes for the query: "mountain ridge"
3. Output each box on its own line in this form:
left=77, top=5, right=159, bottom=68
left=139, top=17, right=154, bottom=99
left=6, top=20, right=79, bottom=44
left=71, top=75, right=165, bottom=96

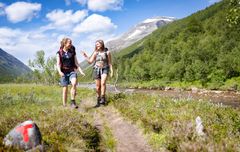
left=106, top=16, right=176, bottom=52
left=80, top=16, right=176, bottom=70
left=0, top=48, right=31, bottom=82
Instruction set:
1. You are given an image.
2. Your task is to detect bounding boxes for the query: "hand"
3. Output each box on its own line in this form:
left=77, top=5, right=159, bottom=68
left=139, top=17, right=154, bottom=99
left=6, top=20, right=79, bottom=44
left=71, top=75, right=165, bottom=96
left=80, top=71, right=85, bottom=76
left=81, top=51, right=87, bottom=58
left=110, top=70, right=113, bottom=78
left=78, top=69, right=85, bottom=76
left=59, top=72, right=64, bottom=77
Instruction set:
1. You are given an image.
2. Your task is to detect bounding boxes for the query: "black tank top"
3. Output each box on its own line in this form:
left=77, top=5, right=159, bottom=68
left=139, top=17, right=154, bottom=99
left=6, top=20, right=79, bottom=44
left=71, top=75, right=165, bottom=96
left=58, top=47, right=77, bottom=72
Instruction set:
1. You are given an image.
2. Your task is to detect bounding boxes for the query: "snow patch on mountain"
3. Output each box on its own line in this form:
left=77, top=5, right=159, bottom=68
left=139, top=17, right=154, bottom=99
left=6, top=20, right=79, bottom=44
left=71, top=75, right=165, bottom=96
left=106, top=16, right=176, bottom=52
left=126, top=29, right=142, bottom=40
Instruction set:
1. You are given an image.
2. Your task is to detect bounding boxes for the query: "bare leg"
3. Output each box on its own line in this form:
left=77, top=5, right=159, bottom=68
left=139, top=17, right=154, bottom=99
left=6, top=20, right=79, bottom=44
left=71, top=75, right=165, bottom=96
left=62, top=86, right=68, bottom=106
left=69, top=77, right=79, bottom=108
left=101, top=74, right=108, bottom=96
left=94, top=79, right=101, bottom=107
left=95, top=79, right=101, bottom=97
left=70, top=77, right=77, bottom=100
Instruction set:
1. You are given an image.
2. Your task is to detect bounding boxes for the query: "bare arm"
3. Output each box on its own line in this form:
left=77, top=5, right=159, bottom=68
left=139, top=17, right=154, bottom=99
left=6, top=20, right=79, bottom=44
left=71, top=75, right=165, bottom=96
left=57, top=54, right=64, bottom=77
left=81, top=51, right=97, bottom=64
left=74, top=55, right=85, bottom=76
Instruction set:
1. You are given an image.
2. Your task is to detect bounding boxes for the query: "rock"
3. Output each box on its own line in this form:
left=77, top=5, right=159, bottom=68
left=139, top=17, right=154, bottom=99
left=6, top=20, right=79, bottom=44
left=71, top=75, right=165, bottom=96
left=174, top=88, right=183, bottom=92
left=212, top=90, right=222, bottom=94
left=191, top=87, right=199, bottom=93
left=228, top=84, right=238, bottom=91
left=195, top=116, right=205, bottom=136
left=164, top=86, right=172, bottom=91
left=3, top=120, right=42, bottom=151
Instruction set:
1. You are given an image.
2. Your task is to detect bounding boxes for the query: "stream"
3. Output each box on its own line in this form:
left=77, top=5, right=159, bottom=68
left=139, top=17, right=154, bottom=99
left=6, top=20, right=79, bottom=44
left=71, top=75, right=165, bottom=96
left=78, top=83, right=240, bottom=108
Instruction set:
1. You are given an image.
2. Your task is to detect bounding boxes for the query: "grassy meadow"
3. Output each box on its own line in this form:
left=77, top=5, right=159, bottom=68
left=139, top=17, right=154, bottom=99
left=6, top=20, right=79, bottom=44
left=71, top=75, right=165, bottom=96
left=0, top=84, right=100, bottom=151
left=0, top=84, right=240, bottom=151
left=109, top=93, right=240, bottom=151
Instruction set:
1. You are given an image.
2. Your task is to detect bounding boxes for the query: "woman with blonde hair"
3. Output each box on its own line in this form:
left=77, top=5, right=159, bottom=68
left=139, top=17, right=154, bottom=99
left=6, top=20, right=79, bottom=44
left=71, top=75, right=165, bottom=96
left=81, top=40, right=113, bottom=107
left=57, top=37, right=85, bottom=108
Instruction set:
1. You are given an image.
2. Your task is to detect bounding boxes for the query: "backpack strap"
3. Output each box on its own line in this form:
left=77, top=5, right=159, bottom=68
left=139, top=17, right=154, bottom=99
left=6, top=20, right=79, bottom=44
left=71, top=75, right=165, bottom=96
left=57, top=45, right=77, bottom=70
left=93, top=48, right=109, bottom=68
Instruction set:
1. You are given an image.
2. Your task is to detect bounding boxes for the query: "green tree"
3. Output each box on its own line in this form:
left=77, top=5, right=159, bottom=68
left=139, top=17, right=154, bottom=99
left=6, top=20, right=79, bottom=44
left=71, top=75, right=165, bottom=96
left=28, top=50, right=58, bottom=85
left=227, top=0, right=240, bottom=26
left=113, top=0, right=240, bottom=88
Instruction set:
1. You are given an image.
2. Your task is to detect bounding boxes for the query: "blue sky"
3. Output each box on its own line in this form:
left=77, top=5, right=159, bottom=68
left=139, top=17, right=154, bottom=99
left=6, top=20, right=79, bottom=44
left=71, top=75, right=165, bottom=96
left=0, top=0, right=220, bottom=64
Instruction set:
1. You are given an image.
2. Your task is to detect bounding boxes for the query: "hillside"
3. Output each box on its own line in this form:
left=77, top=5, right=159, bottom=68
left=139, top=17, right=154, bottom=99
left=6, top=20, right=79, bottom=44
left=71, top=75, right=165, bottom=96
left=0, top=48, right=31, bottom=82
left=114, top=0, right=240, bottom=89
left=80, top=16, right=175, bottom=72
left=79, top=17, right=173, bottom=81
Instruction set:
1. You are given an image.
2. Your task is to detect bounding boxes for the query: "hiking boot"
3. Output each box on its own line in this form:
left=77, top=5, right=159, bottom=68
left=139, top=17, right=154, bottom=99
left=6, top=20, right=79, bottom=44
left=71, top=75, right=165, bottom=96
left=70, top=100, right=78, bottom=109
left=94, top=97, right=101, bottom=108
left=100, top=96, right=106, bottom=105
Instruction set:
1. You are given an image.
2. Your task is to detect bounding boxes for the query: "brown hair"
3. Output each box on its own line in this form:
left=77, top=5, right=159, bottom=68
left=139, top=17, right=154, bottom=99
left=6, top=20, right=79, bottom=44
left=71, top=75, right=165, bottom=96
left=95, top=39, right=105, bottom=51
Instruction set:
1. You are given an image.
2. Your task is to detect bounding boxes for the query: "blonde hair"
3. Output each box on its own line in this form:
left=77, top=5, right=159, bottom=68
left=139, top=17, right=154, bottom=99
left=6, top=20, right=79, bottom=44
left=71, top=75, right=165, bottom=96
left=60, top=37, right=72, bottom=49
left=95, top=39, right=105, bottom=51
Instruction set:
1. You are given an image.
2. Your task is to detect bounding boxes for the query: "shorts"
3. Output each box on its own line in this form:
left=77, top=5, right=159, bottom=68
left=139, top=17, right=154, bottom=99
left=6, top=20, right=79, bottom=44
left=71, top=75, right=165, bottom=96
left=60, top=71, right=77, bottom=87
left=93, top=67, right=109, bottom=79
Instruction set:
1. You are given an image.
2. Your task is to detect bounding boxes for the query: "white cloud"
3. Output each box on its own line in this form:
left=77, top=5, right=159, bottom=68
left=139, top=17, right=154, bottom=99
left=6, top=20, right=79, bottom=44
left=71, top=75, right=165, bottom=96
left=1, top=6, right=118, bottom=66
left=0, top=2, right=5, bottom=16
left=64, top=0, right=123, bottom=11
left=0, top=26, right=115, bottom=65
left=0, top=2, right=4, bottom=7
left=45, top=9, right=88, bottom=31
left=64, top=0, right=71, bottom=6
left=0, top=27, right=21, bottom=39
left=73, top=14, right=117, bottom=34
left=88, top=0, right=123, bottom=12
left=0, top=25, right=117, bottom=66
left=64, top=0, right=87, bottom=6
left=71, top=14, right=117, bottom=61
left=70, top=31, right=116, bottom=62
left=75, top=0, right=87, bottom=6
left=0, top=27, right=21, bottom=47
left=0, top=27, right=59, bottom=65
left=5, top=2, right=41, bottom=23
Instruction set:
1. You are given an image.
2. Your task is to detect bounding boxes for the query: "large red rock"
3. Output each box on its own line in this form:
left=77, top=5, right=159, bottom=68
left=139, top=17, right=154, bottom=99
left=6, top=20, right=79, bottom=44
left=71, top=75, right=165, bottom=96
left=3, top=120, right=42, bottom=150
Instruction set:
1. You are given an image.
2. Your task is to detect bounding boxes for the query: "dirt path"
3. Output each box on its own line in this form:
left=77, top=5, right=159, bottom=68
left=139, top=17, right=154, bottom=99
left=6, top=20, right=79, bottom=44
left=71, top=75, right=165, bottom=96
left=79, top=97, right=152, bottom=152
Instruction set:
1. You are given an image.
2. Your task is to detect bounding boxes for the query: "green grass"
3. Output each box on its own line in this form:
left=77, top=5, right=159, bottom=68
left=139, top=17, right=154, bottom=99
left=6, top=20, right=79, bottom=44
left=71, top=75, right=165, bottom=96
left=0, top=84, right=100, bottom=151
left=220, top=77, right=240, bottom=91
left=2, top=83, right=239, bottom=151
left=99, top=121, right=116, bottom=151
left=109, top=93, right=240, bottom=151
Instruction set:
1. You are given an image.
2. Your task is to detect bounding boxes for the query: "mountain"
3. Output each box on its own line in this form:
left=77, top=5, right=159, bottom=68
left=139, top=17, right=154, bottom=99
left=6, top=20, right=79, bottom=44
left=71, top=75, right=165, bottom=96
left=114, top=0, right=240, bottom=87
left=106, top=16, right=176, bottom=52
left=79, top=16, right=176, bottom=82
left=80, top=16, right=175, bottom=69
left=0, top=48, right=31, bottom=82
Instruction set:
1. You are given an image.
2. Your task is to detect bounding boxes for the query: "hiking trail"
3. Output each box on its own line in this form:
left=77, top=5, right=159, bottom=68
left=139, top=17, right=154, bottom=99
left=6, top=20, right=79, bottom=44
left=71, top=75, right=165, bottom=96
left=78, top=97, right=153, bottom=152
